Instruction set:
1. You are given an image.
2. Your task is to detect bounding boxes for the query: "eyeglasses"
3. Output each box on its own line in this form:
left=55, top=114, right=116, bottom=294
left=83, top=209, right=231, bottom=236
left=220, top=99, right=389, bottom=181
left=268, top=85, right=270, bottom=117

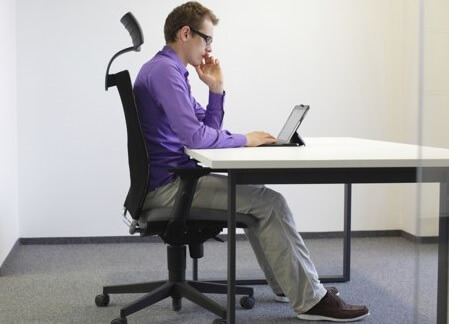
left=189, top=27, right=213, bottom=45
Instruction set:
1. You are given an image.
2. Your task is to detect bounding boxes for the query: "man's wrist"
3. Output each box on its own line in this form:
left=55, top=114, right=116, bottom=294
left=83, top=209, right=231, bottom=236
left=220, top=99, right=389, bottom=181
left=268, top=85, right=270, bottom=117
left=209, top=84, right=224, bottom=94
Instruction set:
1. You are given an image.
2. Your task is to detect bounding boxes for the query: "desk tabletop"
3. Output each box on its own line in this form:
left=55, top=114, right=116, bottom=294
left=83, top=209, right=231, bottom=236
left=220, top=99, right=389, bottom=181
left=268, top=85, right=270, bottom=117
left=185, top=137, right=449, bottom=169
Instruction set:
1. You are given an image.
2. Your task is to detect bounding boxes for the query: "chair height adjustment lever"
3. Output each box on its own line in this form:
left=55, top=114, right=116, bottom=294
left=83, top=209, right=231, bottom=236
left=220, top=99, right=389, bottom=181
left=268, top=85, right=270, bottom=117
left=121, top=208, right=132, bottom=226
left=129, top=220, right=140, bottom=235
left=121, top=208, right=141, bottom=235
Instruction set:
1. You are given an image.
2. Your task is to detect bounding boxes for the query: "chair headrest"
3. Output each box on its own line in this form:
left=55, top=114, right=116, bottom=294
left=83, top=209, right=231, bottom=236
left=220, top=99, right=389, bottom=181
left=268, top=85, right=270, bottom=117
left=105, top=12, right=144, bottom=90
left=120, top=12, right=144, bottom=51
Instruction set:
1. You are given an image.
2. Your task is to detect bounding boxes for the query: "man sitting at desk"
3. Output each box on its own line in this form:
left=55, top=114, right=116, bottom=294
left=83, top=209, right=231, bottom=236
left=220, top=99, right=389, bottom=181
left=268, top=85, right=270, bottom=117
left=134, top=1, right=369, bottom=322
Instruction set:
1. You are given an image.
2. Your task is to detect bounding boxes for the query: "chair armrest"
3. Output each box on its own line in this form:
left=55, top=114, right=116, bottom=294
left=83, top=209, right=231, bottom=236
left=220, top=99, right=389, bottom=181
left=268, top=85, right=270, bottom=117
left=170, top=167, right=208, bottom=220
left=169, top=167, right=211, bottom=177
left=169, top=167, right=228, bottom=176
left=168, top=167, right=230, bottom=222
left=163, top=167, right=212, bottom=241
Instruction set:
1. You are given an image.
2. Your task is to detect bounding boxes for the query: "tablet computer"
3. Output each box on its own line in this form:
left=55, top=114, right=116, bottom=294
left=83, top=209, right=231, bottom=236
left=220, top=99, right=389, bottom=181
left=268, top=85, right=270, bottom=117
left=261, top=104, right=309, bottom=146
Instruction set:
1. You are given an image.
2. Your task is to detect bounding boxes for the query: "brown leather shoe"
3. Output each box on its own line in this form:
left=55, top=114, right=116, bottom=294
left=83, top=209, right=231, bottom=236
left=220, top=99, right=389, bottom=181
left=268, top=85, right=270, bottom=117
left=297, top=290, right=369, bottom=322
left=275, top=287, right=339, bottom=303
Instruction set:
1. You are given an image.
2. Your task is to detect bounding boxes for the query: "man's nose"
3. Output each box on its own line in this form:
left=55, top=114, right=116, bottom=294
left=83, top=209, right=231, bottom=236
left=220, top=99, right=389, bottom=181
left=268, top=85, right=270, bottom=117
left=206, top=44, right=212, bottom=52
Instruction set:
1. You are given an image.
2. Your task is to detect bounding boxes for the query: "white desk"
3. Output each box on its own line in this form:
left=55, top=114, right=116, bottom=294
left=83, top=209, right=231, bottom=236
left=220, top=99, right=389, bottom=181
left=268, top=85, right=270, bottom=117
left=187, top=137, right=449, bottom=169
left=186, top=137, right=449, bottom=324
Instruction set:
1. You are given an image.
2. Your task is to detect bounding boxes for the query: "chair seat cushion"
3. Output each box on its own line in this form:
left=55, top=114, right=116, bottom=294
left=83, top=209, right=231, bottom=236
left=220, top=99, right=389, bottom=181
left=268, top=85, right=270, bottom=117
left=137, top=208, right=256, bottom=239
left=140, top=207, right=256, bottom=227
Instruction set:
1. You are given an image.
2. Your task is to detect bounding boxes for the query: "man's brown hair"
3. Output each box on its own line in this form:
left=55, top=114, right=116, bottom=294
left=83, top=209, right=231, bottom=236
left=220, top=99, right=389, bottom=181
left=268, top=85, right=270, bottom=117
left=164, top=1, right=219, bottom=43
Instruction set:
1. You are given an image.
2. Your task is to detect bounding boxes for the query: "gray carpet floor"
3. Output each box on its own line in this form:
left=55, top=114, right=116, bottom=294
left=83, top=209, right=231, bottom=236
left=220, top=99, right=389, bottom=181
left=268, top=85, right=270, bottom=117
left=0, top=237, right=437, bottom=323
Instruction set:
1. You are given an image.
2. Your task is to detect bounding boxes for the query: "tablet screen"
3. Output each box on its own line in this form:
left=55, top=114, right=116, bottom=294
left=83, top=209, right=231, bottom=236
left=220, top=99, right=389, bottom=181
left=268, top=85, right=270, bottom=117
left=277, top=105, right=309, bottom=142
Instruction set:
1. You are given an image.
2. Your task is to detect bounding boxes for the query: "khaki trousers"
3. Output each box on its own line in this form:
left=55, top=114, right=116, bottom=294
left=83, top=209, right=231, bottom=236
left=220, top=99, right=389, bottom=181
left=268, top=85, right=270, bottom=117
left=143, top=174, right=327, bottom=313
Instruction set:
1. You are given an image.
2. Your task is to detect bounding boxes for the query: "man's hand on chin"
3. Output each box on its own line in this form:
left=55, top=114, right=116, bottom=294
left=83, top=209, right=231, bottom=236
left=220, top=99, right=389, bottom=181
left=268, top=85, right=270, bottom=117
left=194, top=53, right=224, bottom=94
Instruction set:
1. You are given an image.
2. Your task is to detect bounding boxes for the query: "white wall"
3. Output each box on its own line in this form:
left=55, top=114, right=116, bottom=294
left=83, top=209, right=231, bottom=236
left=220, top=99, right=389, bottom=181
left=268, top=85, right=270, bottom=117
left=0, top=0, right=19, bottom=266
left=15, top=0, right=429, bottom=238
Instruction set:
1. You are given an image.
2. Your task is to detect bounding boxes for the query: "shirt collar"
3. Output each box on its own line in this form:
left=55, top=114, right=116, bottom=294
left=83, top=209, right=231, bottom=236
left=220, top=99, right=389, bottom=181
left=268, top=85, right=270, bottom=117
left=160, top=45, right=189, bottom=78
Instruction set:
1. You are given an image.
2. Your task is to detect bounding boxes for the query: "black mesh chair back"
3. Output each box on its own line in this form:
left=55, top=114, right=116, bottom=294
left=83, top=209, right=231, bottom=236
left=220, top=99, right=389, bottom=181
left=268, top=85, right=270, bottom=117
left=104, top=12, right=147, bottom=220
left=111, top=71, right=149, bottom=219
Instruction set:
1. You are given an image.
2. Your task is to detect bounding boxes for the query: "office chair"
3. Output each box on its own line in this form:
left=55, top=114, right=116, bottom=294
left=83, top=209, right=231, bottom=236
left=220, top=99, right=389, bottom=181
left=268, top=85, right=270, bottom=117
left=95, top=12, right=256, bottom=324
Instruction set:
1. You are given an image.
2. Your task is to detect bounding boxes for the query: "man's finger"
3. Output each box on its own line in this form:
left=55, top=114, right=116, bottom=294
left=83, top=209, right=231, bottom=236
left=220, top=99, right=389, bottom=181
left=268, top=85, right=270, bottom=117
left=194, top=65, right=203, bottom=76
left=204, top=55, right=213, bottom=64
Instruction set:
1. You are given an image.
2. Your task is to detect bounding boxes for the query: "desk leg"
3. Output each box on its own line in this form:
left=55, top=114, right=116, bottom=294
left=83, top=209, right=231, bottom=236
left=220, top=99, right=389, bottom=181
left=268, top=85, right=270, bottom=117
left=319, top=183, right=352, bottom=283
left=343, top=183, right=352, bottom=282
left=227, top=174, right=236, bottom=324
left=438, top=181, right=449, bottom=324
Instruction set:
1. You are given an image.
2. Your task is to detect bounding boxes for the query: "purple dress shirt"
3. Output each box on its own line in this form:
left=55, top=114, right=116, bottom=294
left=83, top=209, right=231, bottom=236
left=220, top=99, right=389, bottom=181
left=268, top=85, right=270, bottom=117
left=134, top=46, right=247, bottom=190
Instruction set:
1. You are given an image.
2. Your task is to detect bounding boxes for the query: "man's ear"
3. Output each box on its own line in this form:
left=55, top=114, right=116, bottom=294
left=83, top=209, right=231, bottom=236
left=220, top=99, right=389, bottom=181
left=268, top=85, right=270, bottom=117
left=178, top=26, right=191, bottom=42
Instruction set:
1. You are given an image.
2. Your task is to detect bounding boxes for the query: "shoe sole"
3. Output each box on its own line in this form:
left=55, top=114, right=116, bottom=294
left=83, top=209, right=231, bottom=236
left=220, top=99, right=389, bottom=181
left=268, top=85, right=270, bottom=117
left=276, top=292, right=339, bottom=303
left=297, top=312, right=370, bottom=322
left=275, top=295, right=290, bottom=303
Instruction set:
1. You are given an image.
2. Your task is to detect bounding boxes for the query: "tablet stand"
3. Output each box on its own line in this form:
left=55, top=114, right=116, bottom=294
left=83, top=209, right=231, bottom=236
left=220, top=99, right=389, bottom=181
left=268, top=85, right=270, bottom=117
left=291, top=132, right=306, bottom=146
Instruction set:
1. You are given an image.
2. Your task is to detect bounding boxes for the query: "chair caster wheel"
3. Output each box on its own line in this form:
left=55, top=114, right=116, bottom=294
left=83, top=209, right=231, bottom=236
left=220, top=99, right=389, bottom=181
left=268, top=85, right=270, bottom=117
left=212, top=319, right=226, bottom=324
left=111, top=317, right=127, bottom=324
left=240, top=295, right=255, bottom=309
left=95, top=294, right=110, bottom=307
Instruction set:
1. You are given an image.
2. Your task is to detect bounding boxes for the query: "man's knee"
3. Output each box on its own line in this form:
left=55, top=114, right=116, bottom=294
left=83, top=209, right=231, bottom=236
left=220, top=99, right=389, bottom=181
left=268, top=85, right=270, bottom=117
left=262, top=187, right=288, bottom=209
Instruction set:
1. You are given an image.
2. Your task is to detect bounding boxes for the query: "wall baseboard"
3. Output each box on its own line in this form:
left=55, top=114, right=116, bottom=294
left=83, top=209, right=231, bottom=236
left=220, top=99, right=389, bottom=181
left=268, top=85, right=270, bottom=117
left=1, top=230, right=436, bottom=277
left=18, top=230, right=437, bottom=246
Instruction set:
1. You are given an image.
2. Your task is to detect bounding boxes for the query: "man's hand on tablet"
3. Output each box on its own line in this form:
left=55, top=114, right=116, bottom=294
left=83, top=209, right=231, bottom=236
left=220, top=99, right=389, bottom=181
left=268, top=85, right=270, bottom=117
left=245, top=131, right=277, bottom=147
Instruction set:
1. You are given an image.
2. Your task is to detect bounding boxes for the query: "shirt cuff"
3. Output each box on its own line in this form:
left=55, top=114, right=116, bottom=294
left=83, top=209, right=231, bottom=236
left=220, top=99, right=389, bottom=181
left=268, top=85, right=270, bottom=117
left=234, top=133, right=247, bottom=147
left=208, top=90, right=225, bottom=110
